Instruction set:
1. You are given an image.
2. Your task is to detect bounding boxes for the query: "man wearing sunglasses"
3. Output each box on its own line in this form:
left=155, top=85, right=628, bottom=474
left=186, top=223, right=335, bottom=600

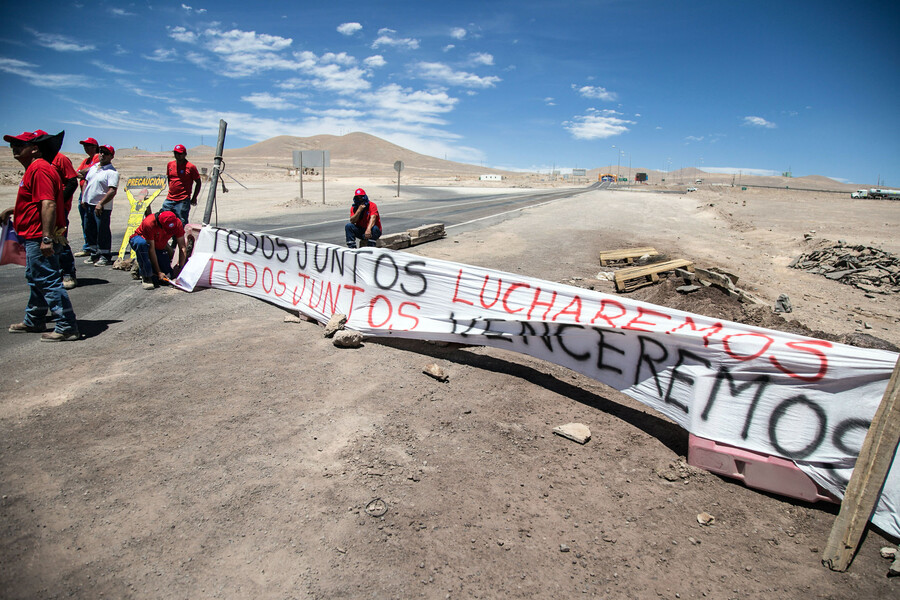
left=82, top=145, right=119, bottom=266
left=0, top=129, right=79, bottom=341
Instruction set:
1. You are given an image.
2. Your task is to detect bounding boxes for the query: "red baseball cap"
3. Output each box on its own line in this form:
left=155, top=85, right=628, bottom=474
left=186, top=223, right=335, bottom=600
left=4, top=131, right=43, bottom=144
left=354, top=188, right=366, bottom=196
left=173, top=144, right=186, bottom=154
left=99, top=145, right=115, bottom=157
left=158, top=210, right=180, bottom=230
left=79, top=137, right=99, bottom=146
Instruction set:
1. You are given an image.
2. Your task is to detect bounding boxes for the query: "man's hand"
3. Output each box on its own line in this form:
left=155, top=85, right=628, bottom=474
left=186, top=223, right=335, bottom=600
left=94, top=204, right=103, bottom=216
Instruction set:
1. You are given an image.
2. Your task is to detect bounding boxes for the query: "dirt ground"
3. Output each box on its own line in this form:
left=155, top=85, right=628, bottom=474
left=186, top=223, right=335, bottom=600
left=1, top=165, right=899, bottom=599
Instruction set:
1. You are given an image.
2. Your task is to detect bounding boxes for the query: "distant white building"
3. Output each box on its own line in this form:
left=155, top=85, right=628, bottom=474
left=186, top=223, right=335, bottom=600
left=479, top=174, right=503, bottom=181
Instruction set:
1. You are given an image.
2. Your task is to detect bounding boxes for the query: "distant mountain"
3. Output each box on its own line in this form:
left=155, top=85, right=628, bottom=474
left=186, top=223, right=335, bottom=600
left=222, top=132, right=509, bottom=175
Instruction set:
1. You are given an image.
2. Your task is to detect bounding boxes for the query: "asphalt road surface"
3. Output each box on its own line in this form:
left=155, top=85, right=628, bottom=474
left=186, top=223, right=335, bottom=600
left=0, top=184, right=599, bottom=352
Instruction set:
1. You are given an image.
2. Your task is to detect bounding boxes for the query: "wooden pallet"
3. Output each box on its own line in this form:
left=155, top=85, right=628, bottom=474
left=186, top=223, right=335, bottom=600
left=614, top=259, right=695, bottom=292
left=599, top=247, right=659, bottom=266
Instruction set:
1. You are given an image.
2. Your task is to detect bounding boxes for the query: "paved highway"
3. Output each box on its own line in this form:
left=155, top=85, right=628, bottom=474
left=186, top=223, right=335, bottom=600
left=0, top=182, right=602, bottom=349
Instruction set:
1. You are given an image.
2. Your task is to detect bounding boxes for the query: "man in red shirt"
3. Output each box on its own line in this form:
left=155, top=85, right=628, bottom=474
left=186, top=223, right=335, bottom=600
left=41, top=137, right=79, bottom=289
left=162, top=144, right=202, bottom=225
left=0, top=130, right=79, bottom=341
left=73, top=137, right=100, bottom=257
left=129, top=210, right=187, bottom=290
left=345, top=187, right=382, bottom=248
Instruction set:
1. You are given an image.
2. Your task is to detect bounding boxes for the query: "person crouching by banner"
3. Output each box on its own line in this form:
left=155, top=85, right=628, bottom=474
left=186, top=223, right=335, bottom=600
left=129, top=210, right=187, bottom=290
left=82, top=145, right=118, bottom=266
left=345, top=187, right=382, bottom=248
left=0, top=129, right=79, bottom=342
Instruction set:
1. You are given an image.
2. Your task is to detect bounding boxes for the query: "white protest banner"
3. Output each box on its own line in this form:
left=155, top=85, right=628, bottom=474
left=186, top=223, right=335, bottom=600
left=176, top=226, right=900, bottom=538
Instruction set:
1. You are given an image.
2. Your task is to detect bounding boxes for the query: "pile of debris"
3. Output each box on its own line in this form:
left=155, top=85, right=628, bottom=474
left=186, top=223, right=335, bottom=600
left=789, top=241, right=900, bottom=295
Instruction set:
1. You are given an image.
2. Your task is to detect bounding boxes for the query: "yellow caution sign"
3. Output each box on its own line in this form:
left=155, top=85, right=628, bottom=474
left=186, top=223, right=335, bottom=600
left=117, top=175, right=167, bottom=260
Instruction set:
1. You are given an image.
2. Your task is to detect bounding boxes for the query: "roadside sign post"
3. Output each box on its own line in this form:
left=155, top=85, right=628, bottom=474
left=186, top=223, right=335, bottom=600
left=294, top=150, right=330, bottom=204
left=822, top=357, right=900, bottom=571
left=202, top=119, right=227, bottom=226
left=394, top=160, right=404, bottom=197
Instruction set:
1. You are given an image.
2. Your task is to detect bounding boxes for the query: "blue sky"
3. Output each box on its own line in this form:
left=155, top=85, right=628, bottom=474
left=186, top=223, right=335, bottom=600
left=1, top=1, right=897, bottom=184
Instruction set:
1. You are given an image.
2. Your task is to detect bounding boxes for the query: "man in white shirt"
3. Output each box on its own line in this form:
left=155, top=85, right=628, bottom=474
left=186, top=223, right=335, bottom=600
left=82, top=145, right=118, bottom=266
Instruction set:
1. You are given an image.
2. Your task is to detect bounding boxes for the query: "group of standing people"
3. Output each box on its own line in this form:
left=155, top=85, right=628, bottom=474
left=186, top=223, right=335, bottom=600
left=2, top=128, right=203, bottom=341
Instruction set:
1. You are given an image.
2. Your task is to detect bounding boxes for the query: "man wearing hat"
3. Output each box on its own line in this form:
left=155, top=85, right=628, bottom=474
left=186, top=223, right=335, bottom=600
left=129, top=209, right=188, bottom=290
left=81, top=145, right=119, bottom=266
left=162, top=144, right=201, bottom=225
left=0, top=130, right=79, bottom=341
left=73, top=137, right=100, bottom=258
left=345, top=187, right=382, bottom=248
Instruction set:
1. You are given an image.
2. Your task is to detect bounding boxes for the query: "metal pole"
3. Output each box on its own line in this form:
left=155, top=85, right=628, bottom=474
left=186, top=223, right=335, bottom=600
left=397, top=169, right=400, bottom=197
left=299, top=154, right=304, bottom=199
left=321, top=151, right=326, bottom=205
left=202, top=119, right=227, bottom=225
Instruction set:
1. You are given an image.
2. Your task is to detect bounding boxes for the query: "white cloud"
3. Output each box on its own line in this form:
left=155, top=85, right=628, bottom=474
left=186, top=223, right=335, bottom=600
left=443, top=44, right=455, bottom=52
left=241, top=92, right=298, bottom=110
left=181, top=4, right=206, bottom=13
left=372, top=28, right=419, bottom=50
left=364, top=84, right=457, bottom=126
left=685, top=135, right=704, bottom=142
left=0, top=57, right=92, bottom=87
left=544, top=97, right=556, bottom=106
left=169, top=26, right=198, bottom=44
left=26, top=29, right=95, bottom=52
left=91, top=60, right=129, bottom=74
left=286, top=50, right=372, bottom=94
left=321, top=52, right=356, bottom=66
left=470, top=52, right=494, bottom=66
left=563, top=109, right=634, bottom=139
left=415, top=62, right=500, bottom=88
left=450, top=27, right=467, bottom=40
left=573, top=84, right=617, bottom=101
left=145, top=48, right=177, bottom=62
left=364, top=55, right=386, bottom=68
left=111, top=8, right=136, bottom=16
left=337, top=22, right=362, bottom=36
left=742, top=115, right=776, bottom=128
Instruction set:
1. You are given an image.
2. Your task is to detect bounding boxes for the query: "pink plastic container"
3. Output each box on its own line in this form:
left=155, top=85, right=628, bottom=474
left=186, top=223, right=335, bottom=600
left=687, top=434, right=837, bottom=503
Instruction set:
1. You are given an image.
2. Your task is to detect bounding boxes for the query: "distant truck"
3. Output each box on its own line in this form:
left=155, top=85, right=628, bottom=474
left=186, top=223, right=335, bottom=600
left=851, top=188, right=900, bottom=199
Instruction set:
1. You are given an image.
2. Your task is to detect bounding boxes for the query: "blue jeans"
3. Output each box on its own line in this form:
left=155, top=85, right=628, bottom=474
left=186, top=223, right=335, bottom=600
left=58, top=216, right=75, bottom=277
left=345, top=223, right=381, bottom=248
left=83, top=207, right=112, bottom=260
left=78, top=202, right=91, bottom=252
left=23, top=240, right=78, bottom=334
left=130, top=235, right=172, bottom=281
left=161, top=199, right=191, bottom=225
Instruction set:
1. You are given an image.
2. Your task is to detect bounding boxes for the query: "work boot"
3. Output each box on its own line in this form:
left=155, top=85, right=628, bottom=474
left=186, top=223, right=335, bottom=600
left=9, top=322, right=45, bottom=333
left=40, top=330, right=80, bottom=342
left=73, top=250, right=90, bottom=257
left=141, top=276, right=155, bottom=290
left=94, top=256, right=111, bottom=267
left=63, top=274, right=77, bottom=289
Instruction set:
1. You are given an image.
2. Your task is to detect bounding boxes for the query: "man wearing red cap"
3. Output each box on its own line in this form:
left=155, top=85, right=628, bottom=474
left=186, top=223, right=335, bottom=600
left=74, top=137, right=100, bottom=258
left=129, top=209, right=188, bottom=290
left=0, top=130, right=79, bottom=341
left=162, top=144, right=201, bottom=225
left=82, top=145, right=118, bottom=266
left=43, top=139, right=79, bottom=289
left=345, top=187, right=382, bottom=248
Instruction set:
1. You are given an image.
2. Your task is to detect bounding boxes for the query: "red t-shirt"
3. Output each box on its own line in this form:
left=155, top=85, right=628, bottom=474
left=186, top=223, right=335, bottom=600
left=166, top=160, right=200, bottom=203
left=133, top=213, right=185, bottom=247
left=52, top=153, right=78, bottom=213
left=77, top=154, right=100, bottom=191
left=14, top=159, right=64, bottom=240
left=349, top=200, right=381, bottom=231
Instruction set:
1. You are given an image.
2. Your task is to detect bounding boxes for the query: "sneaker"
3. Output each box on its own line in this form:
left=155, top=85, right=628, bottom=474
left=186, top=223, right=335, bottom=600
left=63, top=274, right=77, bottom=290
left=84, top=256, right=97, bottom=265
left=94, top=256, right=111, bottom=267
left=73, top=250, right=90, bottom=257
left=40, top=330, right=80, bottom=342
left=9, top=322, right=44, bottom=333
left=141, top=276, right=155, bottom=290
